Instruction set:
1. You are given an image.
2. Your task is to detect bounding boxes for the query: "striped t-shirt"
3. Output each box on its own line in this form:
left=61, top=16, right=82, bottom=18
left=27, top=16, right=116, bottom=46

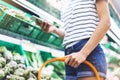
left=61, top=0, right=101, bottom=47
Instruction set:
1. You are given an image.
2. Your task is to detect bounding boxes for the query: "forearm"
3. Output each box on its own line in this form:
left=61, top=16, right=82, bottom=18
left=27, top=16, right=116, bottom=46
left=53, top=26, right=65, bottom=39
left=79, top=18, right=110, bottom=56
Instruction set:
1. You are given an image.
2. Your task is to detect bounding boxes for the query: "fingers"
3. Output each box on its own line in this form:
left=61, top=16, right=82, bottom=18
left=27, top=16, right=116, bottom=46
left=36, top=19, right=51, bottom=32
left=65, top=55, right=81, bottom=68
left=68, top=56, right=75, bottom=66
left=35, top=19, right=41, bottom=26
left=71, top=60, right=78, bottom=68
left=41, top=20, right=47, bottom=30
left=70, top=59, right=80, bottom=68
left=65, top=55, right=71, bottom=64
left=74, top=61, right=80, bottom=68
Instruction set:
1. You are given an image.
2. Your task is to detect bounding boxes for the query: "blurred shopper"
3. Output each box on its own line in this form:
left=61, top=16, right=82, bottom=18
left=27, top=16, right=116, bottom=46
left=36, top=0, right=110, bottom=80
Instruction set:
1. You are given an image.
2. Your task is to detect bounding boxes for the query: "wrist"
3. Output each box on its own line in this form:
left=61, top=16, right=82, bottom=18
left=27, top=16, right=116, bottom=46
left=78, top=51, right=89, bottom=58
left=53, top=26, right=58, bottom=33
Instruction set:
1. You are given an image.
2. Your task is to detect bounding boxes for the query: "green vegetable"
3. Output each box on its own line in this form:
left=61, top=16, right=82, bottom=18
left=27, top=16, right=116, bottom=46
left=0, top=54, right=2, bottom=57
left=8, top=75, right=25, bottom=80
left=22, top=69, right=31, bottom=79
left=0, top=46, right=7, bottom=53
left=31, top=53, right=38, bottom=68
left=4, top=66, right=14, bottom=75
left=0, top=63, right=2, bottom=69
left=36, top=52, right=43, bottom=68
left=4, top=61, right=18, bottom=74
left=0, top=69, right=5, bottom=79
left=30, top=68, right=38, bottom=77
left=13, top=54, right=24, bottom=64
left=18, top=64, right=25, bottom=69
left=28, top=72, right=37, bottom=79
left=24, top=68, right=36, bottom=78
left=7, top=61, right=18, bottom=70
left=3, top=50, right=13, bottom=62
left=14, top=68, right=25, bottom=76
left=41, top=74, right=51, bottom=80
left=28, top=77, right=35, bottom=80
left=0, top=57, right=6, bottom=67
left=25, top=52, right=33, bottom=66
left=0, top=46, right=65, bottom=80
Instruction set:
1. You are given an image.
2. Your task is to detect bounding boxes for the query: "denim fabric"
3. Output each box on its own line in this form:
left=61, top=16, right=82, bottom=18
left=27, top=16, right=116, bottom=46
left=65, top=39, right=107, bottom=80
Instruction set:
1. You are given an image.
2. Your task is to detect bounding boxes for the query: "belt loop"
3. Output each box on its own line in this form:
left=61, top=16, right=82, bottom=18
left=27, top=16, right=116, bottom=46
left=66, top=46, right=73, bottom=52
left=71, top=45, right=74, bottom=50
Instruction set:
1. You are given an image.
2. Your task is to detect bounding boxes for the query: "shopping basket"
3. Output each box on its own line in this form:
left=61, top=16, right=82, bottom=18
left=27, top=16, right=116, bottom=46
left=38, top=57, right=100, bottom=80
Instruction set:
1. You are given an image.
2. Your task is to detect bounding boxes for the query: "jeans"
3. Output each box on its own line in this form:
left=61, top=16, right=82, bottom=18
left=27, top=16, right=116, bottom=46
left=64, top=39, right=107, bottom=80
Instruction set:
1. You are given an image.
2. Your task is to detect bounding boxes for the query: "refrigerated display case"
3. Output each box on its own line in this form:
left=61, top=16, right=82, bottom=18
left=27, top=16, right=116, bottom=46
left=0, top=1, right=65, bottom=79
left=0, top=1, right=63, bottom=50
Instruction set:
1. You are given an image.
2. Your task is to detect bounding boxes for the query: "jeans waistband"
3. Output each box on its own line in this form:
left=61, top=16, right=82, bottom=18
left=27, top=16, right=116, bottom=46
left=65, top=38, right=89, bottom=50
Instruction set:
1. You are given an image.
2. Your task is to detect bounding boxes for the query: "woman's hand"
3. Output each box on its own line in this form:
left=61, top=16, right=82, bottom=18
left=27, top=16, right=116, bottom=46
left=35, top=18, right=65, bottom=38
left=65, top=52, right=87, bottom=68
left=35, top=19, right=56, bottom=33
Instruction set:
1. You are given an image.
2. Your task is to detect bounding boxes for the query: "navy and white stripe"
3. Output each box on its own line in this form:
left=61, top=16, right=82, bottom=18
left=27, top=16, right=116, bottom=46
left=61, top=0, right=103, bottom=47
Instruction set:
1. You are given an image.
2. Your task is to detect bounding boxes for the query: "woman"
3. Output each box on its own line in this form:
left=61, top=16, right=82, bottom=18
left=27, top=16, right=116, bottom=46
left=36, top=0, right=110, bottom=80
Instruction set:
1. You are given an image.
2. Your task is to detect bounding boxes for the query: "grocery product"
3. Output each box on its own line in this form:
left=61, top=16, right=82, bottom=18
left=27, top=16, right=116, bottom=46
left=0, top=46, right=38, bottom=80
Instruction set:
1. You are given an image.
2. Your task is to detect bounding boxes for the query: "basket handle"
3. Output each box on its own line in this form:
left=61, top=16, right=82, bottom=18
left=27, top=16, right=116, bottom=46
left=38, top=57, right=100, bottom=80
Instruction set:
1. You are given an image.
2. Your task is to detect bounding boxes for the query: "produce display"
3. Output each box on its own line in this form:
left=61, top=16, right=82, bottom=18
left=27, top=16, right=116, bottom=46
left=25, top=51, right=43, bottom=68
left=25, top=51, right=65, bottom=80
left=0, top=2, right=65, bottom=78
left=0, top=4, right=32, bottom=22
left=0, top=3, right=60, bottom=28
left=0, top=46, right=38, bottom=80
left=0, top=2, right=63, bottom=50
left=0, top=46, right=65, bottom=80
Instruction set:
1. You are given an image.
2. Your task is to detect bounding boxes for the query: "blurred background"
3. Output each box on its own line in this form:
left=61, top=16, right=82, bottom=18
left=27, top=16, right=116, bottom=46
left=0, top=0, right=120, bottom=80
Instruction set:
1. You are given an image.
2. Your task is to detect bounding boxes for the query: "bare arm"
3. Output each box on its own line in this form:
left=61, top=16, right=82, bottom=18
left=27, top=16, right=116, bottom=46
left=79, top=0, right=111, bottom=56
left=35, top=19, right=65, bottom=39
left=65, top=0, right=111, bottom=68
left=52, top=26, right=65, bottom=39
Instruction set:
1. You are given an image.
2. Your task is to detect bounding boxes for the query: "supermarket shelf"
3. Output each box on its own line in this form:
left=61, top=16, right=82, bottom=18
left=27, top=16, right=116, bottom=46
left=0, top=8, right=63, bottom=50
left=107, top=30, right=120, bottom=46
left=1, top=0, right=120, bottom=49
left=110, top=18, right=120, bottom=40
left=0, top=28, right=63, bottom=49
left=110, top=0, right=120, bottom=19
left=0, top=33, right=64, bottom=57
left=106, top=18, right=120, bottom=46
left=10, top=0, right=120, bottom=46
left=2, top=0, right=37, bottom=16
left=35, top=44, right=64, bottom=57
left=4, top=0, right=63, bottom=26
left=0, top=33, right=21, bottom=45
